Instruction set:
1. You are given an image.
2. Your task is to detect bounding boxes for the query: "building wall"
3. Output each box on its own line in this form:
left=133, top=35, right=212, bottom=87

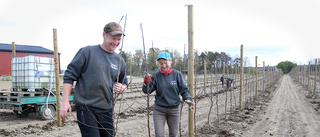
left=0, top=52, right=12, bottom=75
left=0, top=51, right=60, bottom=75
left=257, top=67, right=277, bottom=71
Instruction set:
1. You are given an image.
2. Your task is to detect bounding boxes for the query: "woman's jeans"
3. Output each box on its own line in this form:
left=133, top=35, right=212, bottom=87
left=153, top=105, right=180, bottom=137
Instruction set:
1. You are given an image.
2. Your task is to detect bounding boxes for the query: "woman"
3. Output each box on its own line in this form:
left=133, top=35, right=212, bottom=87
left=142, top=51, right=193, bottom=137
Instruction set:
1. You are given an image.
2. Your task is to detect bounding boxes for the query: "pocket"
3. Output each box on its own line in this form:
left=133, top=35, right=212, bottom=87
left=76, top=106, right=86, bottom=123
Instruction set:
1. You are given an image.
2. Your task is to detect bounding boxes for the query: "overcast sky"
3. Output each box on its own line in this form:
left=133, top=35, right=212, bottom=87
left=1, top=0, right=319, bottom=70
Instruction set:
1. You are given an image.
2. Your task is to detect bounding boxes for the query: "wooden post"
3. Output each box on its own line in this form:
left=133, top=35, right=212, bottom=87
left=308, top=62, right=310, bottom=90
left=255, top=56, right=258, bottom=99
left=268, top=65, right=270, bottom=89
left=130, top=63, right=132, bottom=91
left=314, top=59, right=317, bottom=95
left=187, top=5, right=194, bottom=137
left=239, top=44, right=244, bottom=110
left=303, top=64, right=305, bottom=86
left=204, top=59, right=207, bottom=95
left=53, top=28, right=62, bottom=127
left=299, top=65, right=301, bottom=84
left=270, top=66, right=272, bottom=85
left=226, top=64, right=229, bottom=77
left=233, top=64, right=236, bottom=87
left=12, top=42, right=16, bottom=90
left=214, top=63, right=217, bottom=76
left=184, top=44, right=186, bottom=71
left=222, top=63, right=225, bottom=89
left=12, top=42, right=16, bottom=56
left=263, top=61, right=265, bottom=92
left=272, top=66, right=274, bottom=82
left=272, top=66, right=273, bottom=82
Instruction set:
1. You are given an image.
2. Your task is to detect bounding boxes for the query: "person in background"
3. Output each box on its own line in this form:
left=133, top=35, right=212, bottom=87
left=142, top=51, right=194, bottom=137
left=59, top=22, right=128, bottom=137
left=220, top=74, right=225, bottom=86
left=220, top=75, right=234, bottom=89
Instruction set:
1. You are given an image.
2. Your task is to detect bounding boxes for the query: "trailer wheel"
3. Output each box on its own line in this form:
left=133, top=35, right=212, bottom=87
left=40, top=105, right=56, bottom=120
left=13, top=109, right=30, bottom=118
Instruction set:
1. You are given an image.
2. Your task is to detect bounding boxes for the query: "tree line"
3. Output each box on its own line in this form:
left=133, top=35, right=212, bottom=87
left=120, top=48, right=251, bottom=77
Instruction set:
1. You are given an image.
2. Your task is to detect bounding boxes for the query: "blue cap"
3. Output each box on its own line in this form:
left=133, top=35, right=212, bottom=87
left=157, top=51, right=171, bottom=61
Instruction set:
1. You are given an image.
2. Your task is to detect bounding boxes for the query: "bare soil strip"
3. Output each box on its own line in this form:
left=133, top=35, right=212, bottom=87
left=2, top=75, right=320, bottom=136
left=244, top=75, right=320, bottom=136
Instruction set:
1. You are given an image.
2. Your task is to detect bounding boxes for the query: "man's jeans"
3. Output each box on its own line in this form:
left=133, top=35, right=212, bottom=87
left=76, top=105, right=113, bottom=137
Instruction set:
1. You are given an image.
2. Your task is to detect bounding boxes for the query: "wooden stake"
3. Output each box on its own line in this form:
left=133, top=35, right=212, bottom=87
left=204, top=59, right=207, bottom=95
left=314, top=59, right=317, bottom=94
left=130, top=64, right=132, bottom=92
left=308, top=62, right=310, bottom=90
left=187, top=5, right=194, bottom=137
left=233, top=64, right=235, bottom=87
left=222, top=63, right=225, bottom=89
left=299, top=65, right=301, bottom=84
left=53, top=28, right=62, bottom=127
left=255, top=56, right=258, bottom=99
left=12, top=42, right=16, bottom=56
left=272, top=66, right=274, bottom=85
left=239, top=44, right=243, bottom=111
left=303, top=64, right=305, bottom=86
left=268, top=65, right=270, bottom=89
left=263, top=61, right=265, bottom=92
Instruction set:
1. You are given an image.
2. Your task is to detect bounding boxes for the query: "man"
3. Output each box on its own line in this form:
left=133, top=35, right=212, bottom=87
left=220, top=75, right=234, bottom=89
left=59, top=22, right=128, bottom=137
left=226, top=77, right=234, bottom=89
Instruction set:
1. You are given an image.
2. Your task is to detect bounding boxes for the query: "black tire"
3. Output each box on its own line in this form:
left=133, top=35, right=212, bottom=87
left=39, top=105, right=56, bottom=120
left=13, top=109, right=30, bottom=118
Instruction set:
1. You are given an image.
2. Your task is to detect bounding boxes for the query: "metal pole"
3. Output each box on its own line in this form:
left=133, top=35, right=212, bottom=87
left=187, top=5, right=194, bottom=137
left=53, top=28, right=62, bottom=126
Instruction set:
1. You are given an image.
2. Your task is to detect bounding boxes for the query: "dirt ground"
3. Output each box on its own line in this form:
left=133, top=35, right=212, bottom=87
left=242, top=75, right=320, bottom=136
left=1, top=75, right=320, bottom=137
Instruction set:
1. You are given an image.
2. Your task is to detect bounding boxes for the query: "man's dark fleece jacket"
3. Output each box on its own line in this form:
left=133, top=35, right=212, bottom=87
left=63, top=45, right=127, bottom=111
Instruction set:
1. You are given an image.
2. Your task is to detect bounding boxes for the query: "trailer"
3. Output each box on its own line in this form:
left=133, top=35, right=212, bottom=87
left=0, top=90, right=73, bottom=120
left=0, top=55, right=74, bottom=120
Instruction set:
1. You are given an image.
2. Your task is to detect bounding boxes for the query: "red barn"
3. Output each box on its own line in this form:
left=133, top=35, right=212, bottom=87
left=0, top=43, right=61, bottom=75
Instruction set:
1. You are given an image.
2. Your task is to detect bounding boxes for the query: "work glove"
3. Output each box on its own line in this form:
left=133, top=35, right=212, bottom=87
left=185, top=100, right=194, bottom=111
left=144, top=74, right=152, bottom=85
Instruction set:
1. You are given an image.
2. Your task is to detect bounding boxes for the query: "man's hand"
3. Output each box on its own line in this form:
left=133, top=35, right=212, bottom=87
left=59, top=101, right=72, bottom=121
left=114, top=82, right=127, bottom=94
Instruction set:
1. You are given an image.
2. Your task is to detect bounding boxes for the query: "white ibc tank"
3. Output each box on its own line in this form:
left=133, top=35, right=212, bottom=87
left=11, top=55, right=56, bottom=92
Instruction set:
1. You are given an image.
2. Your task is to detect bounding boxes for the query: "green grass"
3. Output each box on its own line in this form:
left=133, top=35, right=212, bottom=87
left=0, top=75, right=11, bottom=81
